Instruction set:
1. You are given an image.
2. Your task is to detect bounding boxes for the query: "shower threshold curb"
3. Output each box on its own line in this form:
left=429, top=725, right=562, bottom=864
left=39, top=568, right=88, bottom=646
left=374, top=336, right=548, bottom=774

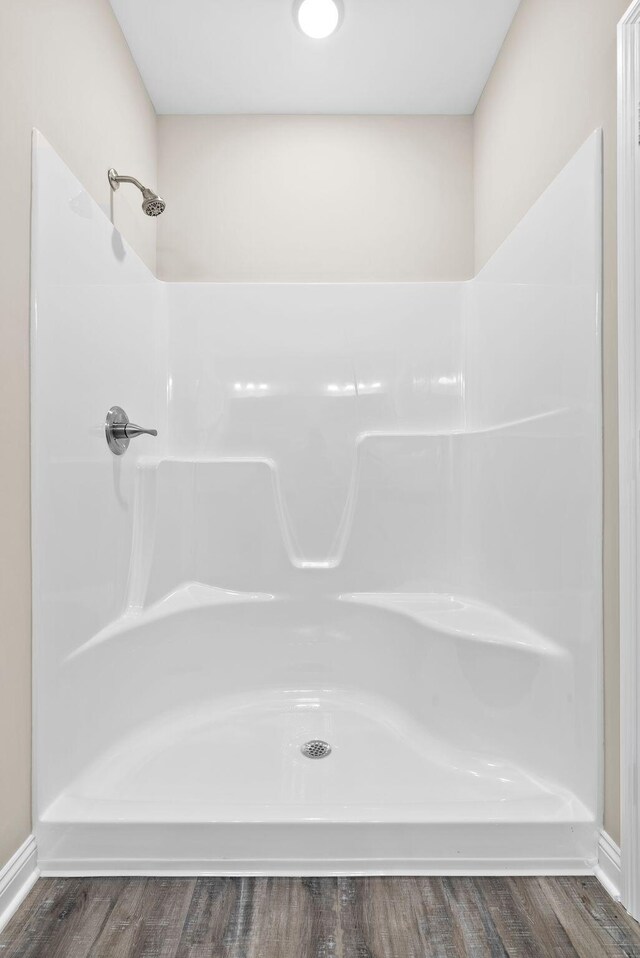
left=36, top=819, right=597, bottom=877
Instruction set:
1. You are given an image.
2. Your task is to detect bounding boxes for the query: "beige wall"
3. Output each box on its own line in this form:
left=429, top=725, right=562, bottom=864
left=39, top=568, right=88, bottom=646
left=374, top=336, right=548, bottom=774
left=157, top=115, right=474, bottom=282
left=474, top=0, right=627, bottom=843
left=0, top=0, right=156, bottom=870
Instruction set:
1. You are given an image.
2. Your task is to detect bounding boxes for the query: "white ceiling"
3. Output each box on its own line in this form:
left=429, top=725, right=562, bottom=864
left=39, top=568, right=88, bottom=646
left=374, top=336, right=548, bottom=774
left=109, top=0, right=521, bottom=115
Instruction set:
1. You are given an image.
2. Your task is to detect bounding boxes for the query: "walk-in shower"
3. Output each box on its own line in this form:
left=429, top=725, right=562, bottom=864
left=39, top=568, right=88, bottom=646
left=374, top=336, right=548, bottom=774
left=31, top=129, right=602, bottom=875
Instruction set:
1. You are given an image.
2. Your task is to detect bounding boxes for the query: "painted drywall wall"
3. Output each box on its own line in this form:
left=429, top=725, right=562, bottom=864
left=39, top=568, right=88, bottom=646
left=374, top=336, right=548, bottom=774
left=0, top=0, right=156, bottom=871
left=157, top=116, right=474, bottom=282
left=473, top=0, right=626, bottom=843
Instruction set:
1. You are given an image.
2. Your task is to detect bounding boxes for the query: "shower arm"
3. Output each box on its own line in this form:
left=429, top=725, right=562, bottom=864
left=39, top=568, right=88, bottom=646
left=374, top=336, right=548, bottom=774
left=108, top=170, right=145, bottom=192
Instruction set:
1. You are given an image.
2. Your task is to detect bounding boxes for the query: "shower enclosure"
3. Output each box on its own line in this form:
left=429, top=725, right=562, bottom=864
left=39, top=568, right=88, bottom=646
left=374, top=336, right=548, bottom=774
left=32, top=129, right=602, bottom=874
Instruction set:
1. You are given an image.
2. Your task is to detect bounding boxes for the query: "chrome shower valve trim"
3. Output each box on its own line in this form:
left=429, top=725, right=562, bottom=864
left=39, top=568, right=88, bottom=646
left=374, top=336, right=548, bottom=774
left=106, top=406, right=157, bottom=456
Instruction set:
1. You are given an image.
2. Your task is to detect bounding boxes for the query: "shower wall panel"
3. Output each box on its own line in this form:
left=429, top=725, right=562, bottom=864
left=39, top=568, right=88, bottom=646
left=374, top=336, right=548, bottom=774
left=31, top=132, right=166, bottom=809
left=463, top=132, right=602, bottom=802
left=32, top=132, right=602, bottom=874
left=163, top=282, right=465, bottom=582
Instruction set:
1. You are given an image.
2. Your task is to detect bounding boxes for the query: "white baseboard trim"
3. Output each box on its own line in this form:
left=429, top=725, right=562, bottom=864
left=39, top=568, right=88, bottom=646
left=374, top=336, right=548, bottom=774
left=595, top=829, right=621, bottom=901
left=0, top=835, right=39, bottom=933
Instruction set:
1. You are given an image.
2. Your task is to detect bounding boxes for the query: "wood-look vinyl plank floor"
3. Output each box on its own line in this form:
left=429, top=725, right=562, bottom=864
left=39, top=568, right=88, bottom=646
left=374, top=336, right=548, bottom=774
left=1, top=876, right=640, bottom=958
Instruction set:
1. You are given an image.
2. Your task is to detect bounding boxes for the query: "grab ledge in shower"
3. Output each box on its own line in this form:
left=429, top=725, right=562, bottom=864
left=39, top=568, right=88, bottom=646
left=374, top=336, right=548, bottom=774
left=340, top=593, right=567, bottom=658
left=123, top=405, right=578, bottom=586
left=67, top=582, right=566, bottom=662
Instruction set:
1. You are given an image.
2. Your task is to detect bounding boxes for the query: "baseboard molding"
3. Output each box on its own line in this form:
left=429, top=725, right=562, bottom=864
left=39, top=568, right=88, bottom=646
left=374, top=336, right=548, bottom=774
left=595, top=829, right=621, bottom=901
left=0, top=835, right=39, bottom=933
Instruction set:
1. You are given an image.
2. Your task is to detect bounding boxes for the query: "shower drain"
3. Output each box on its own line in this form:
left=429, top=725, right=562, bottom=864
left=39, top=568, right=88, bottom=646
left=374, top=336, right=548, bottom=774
left=301, top=740, right=332, bottom=760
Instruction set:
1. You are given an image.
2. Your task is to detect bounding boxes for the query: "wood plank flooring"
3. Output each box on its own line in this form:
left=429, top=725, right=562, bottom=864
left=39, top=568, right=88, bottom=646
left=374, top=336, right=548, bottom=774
left=1, top=876, right=640, bottom=958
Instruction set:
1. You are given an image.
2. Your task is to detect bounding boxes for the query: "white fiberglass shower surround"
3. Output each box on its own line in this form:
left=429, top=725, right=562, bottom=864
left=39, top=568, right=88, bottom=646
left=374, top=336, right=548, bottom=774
left=32, top=130, right=602, bottom=875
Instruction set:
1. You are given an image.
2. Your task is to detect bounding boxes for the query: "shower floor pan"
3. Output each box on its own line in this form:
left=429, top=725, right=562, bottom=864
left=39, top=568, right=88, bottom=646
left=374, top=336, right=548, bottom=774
left=36, top=592, right=596, bottom=874
left=37, top=690, right=595, bottom=876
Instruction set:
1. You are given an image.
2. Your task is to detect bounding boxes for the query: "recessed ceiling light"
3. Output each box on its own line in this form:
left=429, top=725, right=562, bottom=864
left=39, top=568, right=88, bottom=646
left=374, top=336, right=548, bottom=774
left=295, top=0, right=342, bottom=40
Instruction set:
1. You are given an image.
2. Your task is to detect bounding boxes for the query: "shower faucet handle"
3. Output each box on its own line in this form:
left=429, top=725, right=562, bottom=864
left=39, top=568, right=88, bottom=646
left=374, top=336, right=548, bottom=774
left=105, top=406, right=157, bottom=456
left=122, top=423, right=158, bottom=439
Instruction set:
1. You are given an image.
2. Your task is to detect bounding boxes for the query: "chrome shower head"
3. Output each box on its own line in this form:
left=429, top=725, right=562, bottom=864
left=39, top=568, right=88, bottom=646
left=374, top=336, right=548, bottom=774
left=108, top=168, right=166, bottom=217
left=141, top=188, right=166, bottom=217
